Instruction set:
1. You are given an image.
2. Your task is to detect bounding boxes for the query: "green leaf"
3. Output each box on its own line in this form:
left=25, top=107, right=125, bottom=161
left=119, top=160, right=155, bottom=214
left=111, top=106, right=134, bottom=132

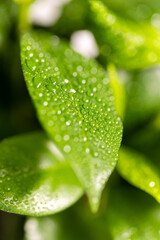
left=108, top=64, right=126, bottom=120
left=20, top=31, right=122, bottom=212
left=89, top=0, right=160, bottom=70
left=117, top=147, right=160, bottom=203
left=103, top=0, right=160, bottom=23
left=24, top=186, right=160, bottom=240
left=0, top=132, right=83, bottom=216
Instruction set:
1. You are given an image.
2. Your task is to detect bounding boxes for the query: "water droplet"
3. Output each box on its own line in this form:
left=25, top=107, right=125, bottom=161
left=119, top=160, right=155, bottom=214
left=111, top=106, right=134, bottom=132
left=86, top=148, right=90, bottom=153
left=94, top=152, right=99, bottom=157
left=63, top=135, right=70, bottom=141
left=43, top=101, right=48, bottom=106
left=70, top=89, right=76, bottom=93
left=66, top=120, right=71, bottom=126
left=64, top=79, right=69, bottom=83
left=73, top=72, right=77, bottom=77
left=149, top=181, right=155, bottom=187
left=64, top=145, right=71, bottom=153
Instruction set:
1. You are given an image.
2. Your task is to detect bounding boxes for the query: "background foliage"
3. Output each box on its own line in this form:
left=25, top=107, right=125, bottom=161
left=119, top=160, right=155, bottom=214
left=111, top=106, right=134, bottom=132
left=0, top=0, right=160, bottom=239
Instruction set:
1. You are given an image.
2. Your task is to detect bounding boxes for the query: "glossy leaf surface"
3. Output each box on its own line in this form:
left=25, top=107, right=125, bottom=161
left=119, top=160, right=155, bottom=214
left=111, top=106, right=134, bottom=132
left=20, top=31, right=122, bottom=212
left=89, top=0, right=160, bottom=70
left=0, top=132, right=83, bottom=216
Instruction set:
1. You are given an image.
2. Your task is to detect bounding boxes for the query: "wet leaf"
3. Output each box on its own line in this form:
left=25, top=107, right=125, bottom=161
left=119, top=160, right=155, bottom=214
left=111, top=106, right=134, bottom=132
left=117, top=147, right=160, bottom=203
left=89, top=0, right=160, bottom=70
left=0, top=132, right=83, bottom=216
left=20, top=31, right=122, bottom=212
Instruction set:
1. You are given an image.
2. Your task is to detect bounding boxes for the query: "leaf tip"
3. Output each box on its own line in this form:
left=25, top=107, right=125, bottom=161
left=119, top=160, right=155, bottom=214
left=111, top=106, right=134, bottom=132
left=88, top=196, right=100, bottom=213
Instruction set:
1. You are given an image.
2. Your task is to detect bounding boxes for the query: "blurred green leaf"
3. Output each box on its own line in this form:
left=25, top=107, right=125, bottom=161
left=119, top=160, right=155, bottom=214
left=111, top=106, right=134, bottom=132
left=107, top=186, right=160, bottom=240
left=20, top=30, right=122, bottom=212
left=117, top=147, right=160, bottom=203
left=89, top=0, right=160, bottom=70
left=13, top=0, right=33, bottom=4
left=23, top=209, right=109, bottom=240
left=127, top=123, right=160, bottom=165
left=24, top=185, right=160, bottom=240
left=52, top=0, right=160, bottom=38
left=151, top=113, right=160, bottom=130
left=0, top=0, right=15, bottom=53
left=108, top=64, right=126, bottom=120
left=104, top=0, right=160, bottom=22
left=0, top=132, right=83, bottom=216
left=124, top=67, right=160, bottom=130
left=52, top=0, right=88, bottom=37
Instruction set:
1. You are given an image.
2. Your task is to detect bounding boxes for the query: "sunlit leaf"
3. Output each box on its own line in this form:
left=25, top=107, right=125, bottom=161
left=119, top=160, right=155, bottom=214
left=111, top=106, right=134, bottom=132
left=117, top=147, right=160, bottom=202
left=0, top=132, right=83, bottom=216
left=20, top=31, right=122, bottom=212
left=89, top=0, right=160, bottom=70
